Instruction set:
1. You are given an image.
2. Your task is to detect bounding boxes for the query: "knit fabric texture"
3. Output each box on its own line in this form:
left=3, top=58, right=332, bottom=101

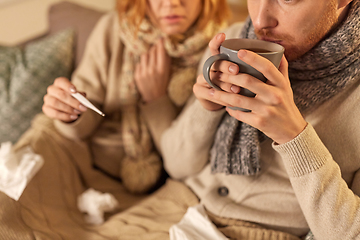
left=210, top=0, right=360, bottom=175
left=116, top=16, right=226, bottom=192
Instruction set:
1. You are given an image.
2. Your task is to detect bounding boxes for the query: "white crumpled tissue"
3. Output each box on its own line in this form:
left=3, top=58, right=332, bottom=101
left=77, top=188, right=119, bottom=225
left=0, top=141, right=44, bottom=201
left=169, top=204, right=229, bottom=240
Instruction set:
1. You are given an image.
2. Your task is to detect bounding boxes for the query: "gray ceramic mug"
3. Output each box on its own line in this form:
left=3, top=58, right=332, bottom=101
left=203, top=38, right=284, bottom=111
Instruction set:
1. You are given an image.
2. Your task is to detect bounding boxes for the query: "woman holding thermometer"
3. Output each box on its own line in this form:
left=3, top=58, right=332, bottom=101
left=0, top=0, right=229, bottom=236
left=41, top=0, right=228, bottom=196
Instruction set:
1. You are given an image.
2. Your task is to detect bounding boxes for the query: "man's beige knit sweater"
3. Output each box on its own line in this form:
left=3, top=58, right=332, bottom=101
left=161, top=23, right=360, bottom=239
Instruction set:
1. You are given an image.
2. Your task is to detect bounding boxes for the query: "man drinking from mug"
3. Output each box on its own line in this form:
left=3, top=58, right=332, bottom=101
left=161, top=0, right=360, bottom=239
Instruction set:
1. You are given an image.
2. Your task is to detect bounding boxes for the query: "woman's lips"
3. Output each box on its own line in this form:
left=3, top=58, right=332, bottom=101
left=161, top=15, right=184, bottom=24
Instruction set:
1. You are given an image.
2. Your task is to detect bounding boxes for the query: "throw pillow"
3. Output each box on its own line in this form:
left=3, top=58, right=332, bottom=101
left=0, top=29, right=74, bottom=144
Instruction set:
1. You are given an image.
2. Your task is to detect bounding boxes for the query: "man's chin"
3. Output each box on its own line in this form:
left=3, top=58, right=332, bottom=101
left=284, top=51, right=299, bottom=62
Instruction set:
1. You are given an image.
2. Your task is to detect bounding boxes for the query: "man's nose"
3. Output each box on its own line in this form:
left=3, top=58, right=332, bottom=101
left=252, top=2, right=278, bottom=31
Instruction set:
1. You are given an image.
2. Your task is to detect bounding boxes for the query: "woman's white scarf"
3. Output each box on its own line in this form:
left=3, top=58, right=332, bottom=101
left=117, top=16, right=225, bottom=192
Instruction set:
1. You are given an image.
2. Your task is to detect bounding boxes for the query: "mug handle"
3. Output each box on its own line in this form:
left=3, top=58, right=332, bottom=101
left=202, top=53, right=252, bottom=112
left=202, top=53, right=231, bottom=90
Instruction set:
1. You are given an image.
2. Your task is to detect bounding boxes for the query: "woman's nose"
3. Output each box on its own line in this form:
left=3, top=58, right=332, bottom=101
left=162, top=0, right=181, bottom=7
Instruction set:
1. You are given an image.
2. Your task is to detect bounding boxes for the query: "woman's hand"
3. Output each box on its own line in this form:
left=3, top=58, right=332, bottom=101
left=42, top=77, right=87, bottom=122
left=135, top=38, right=171, bottom=103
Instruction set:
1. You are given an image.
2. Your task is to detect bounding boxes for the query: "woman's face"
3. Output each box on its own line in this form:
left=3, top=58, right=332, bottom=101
left=147, top=0, right=203, bottom=35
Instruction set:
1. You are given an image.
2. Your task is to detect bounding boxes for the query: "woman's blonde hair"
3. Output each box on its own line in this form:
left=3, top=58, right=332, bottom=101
left=117, top=0, right=231, bottom=32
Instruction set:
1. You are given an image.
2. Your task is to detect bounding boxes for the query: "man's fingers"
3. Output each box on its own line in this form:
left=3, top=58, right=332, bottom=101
left=209, top=33, right=226, bottom=55
left=278, top=55, right=289, bottom=79
left=209, top=71, right=236, bottom=93
left=194, top=79, right=230, bottom=107
left=210, top=59, right=239, bottom=75
left=237, top=50, right=285, bottom=87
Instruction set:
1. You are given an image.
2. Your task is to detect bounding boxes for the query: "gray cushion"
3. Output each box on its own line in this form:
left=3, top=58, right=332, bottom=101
left=0, top=29, right=74, bottom=143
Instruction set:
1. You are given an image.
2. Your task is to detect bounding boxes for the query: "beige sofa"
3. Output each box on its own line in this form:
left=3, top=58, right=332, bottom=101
left=0, top=2, right=106, bottom=144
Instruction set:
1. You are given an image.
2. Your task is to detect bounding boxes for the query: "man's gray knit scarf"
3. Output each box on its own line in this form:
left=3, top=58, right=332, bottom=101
left=210, top=0, right=360, bottom=175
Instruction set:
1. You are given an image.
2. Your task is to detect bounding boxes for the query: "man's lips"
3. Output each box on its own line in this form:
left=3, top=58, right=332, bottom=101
left=261, top=37, right=282, bottom=45
left=259, top=37, right=285, bottom=45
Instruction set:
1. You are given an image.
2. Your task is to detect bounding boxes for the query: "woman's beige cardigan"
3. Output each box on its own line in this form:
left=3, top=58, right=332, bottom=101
left=54, top=12, right=180, bottom=180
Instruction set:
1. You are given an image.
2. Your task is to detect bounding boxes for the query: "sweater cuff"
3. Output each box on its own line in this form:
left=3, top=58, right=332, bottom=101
left=273, top=123, right=332, bottom=177
left=139, top=95, right=178, bottom=152
left=54, top=109, right=100, bottom=140
left=140, top=95, right=178, bottom=119
left=54, top=118, right=83, bottom=140
left=192, top=99, right=227, bottom=123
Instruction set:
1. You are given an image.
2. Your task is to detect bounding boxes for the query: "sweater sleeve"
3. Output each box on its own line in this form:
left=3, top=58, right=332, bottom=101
left=140, top=95, right=179, bottom=154
left=160, top=22, right=244, bottom=180
left=161, top=95, right=226, bottom=180
left=54, top=12, right=117, bottom=140
left=274, top=123, right=360, bottom=240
